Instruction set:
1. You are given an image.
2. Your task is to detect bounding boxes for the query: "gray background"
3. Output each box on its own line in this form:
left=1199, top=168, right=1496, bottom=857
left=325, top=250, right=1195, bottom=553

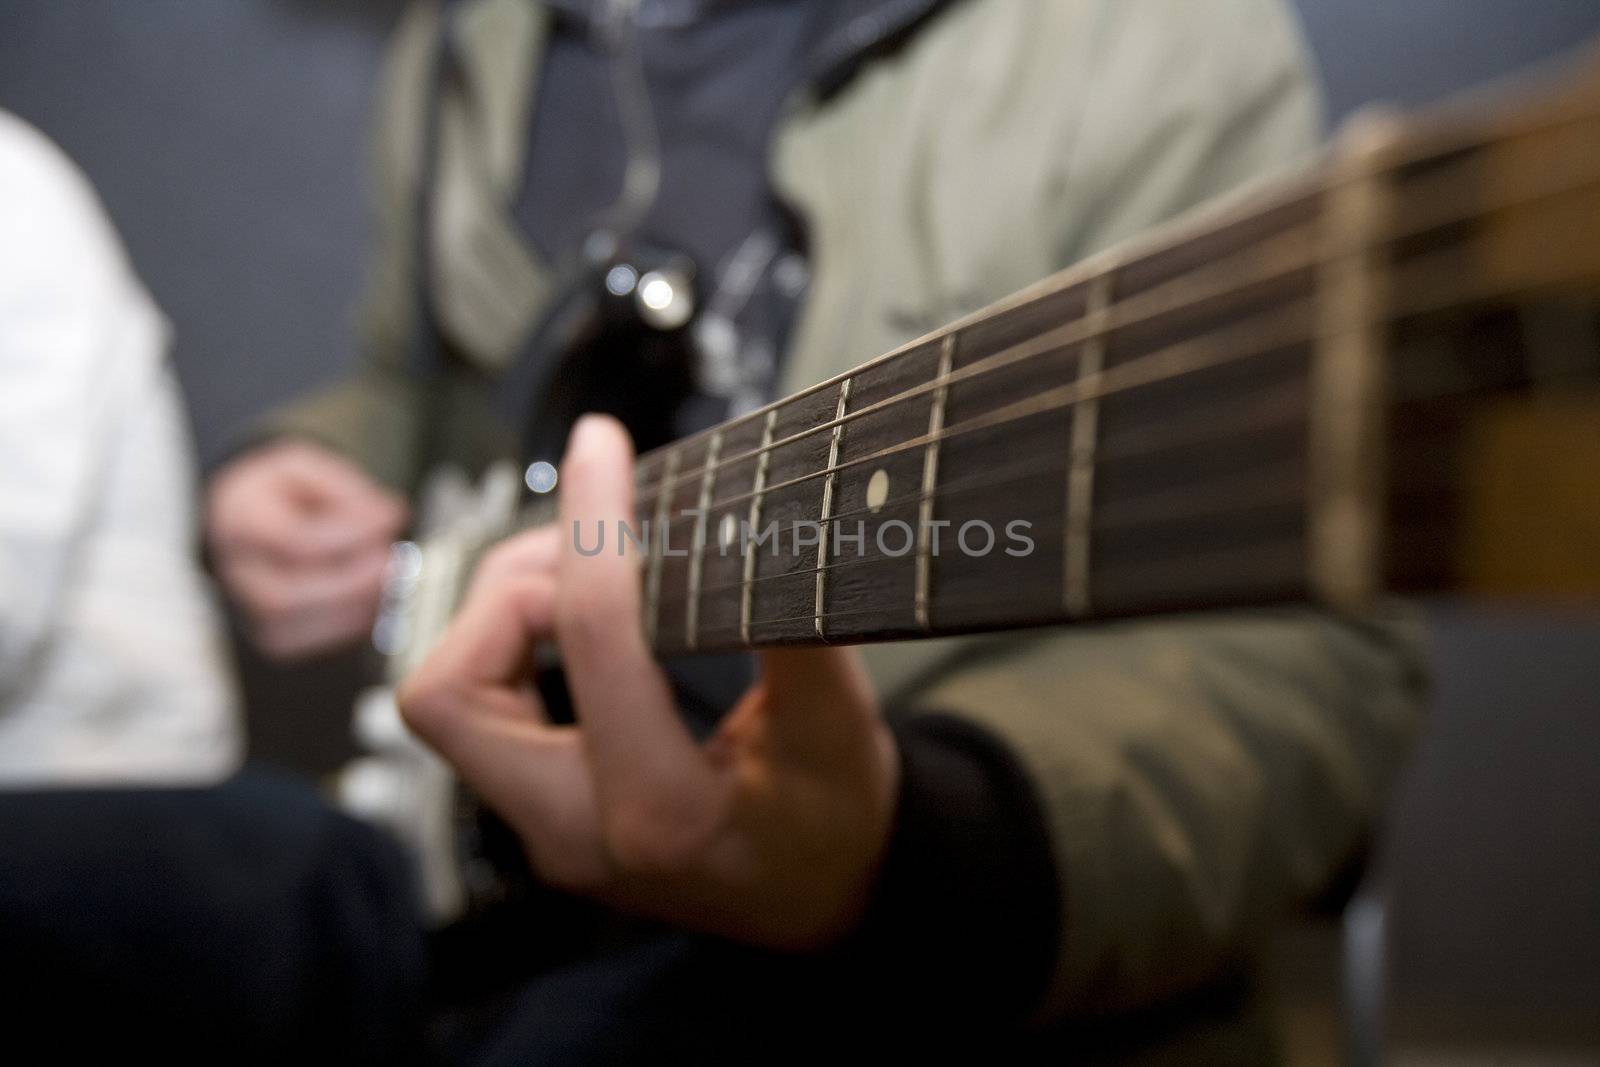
left=2, top=0, right=1597, bottom=1054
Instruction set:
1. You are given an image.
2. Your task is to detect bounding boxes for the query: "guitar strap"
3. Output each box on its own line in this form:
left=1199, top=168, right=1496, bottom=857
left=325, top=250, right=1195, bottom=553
left=404, top=1, right=455, bottom=486
left=411, top=0, right=687, bottom=477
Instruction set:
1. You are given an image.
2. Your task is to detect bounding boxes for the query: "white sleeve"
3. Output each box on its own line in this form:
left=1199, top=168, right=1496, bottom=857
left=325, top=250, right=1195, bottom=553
left=0, top=111, right=241, bottom=782
left=0, top=112, right=128, bottom=682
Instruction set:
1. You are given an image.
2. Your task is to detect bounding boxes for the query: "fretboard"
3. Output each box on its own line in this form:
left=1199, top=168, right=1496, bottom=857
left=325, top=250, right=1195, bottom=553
left=477, top=50, right=1600, bottom=659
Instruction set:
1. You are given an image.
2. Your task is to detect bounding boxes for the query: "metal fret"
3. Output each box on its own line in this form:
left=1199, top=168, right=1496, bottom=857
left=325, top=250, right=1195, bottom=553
left=915, top=334, right=956, bottom=630
left=739, top=410, right=778, bottom=645
left=1309, top=116, right=1400, bottom=609
left=684, top=431, right=722, bottom=651
left=814, top=378, right=853, bottom=639
left=643, top=447, right=680, bottom=647
left=1064, top=270, right=1115, bottom=617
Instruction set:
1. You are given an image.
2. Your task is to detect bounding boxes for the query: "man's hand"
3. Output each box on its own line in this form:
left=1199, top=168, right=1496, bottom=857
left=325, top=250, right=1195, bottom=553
left=398, top=415, right=900, bottom=950
left=207, top=439, right=408, bottom=660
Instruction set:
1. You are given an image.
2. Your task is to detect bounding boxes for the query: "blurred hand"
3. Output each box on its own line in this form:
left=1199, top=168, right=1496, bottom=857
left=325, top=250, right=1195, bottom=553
left=398, top=415, right=899, bottom=950
left=207, top=439, right=408, bottom=660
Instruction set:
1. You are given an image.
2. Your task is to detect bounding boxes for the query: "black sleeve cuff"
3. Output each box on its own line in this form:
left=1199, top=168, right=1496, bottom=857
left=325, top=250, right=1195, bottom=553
left=836, top=710, right=1061, bottom=1025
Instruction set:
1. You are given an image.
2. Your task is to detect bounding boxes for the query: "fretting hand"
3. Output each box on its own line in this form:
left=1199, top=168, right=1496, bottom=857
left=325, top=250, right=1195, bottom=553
left=397, top=415, right=900, bottom=949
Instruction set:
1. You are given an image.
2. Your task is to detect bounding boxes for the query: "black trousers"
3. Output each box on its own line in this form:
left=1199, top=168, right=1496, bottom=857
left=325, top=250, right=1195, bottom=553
left=0, top=771, right=1037, bottom=1064
left=0, top=770, right=429, bottom=1062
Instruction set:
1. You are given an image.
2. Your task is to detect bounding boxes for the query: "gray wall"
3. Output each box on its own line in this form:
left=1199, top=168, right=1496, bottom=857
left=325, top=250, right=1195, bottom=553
left=0, top=0, right=405, bottom=465
left=2, top=0, right=1597, bottom=1051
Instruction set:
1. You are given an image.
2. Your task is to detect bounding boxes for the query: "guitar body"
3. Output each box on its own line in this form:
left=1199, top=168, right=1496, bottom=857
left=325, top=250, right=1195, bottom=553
left=337, top=462, right=524, bottom=920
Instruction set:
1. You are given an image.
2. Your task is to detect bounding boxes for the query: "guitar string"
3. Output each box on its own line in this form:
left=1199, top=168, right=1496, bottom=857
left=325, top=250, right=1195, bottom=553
left=638, top=413, right=1497, bottom=626
left=634, top=221, right=1320, bottom=499
left=684, top=535, right=1313, bottom=648
left=632, top=117, right=1600, bottom=503
left=651, top=367, right=1496, bottom=618
left=671, top=374, right=1309, bottom=538
left=654, top=443, right=1465, bottom=621
left=707, top=382, right=1305, bottom=550
left=507, top=370, right=1307, bottom=585
left=635, top=167, right=1598, bottom=529
left=651, top=457, right=1309, bottom=609
left=640, top=241, right=1593, bottom=636
left=498, top=180, right=1586, bottom=629
left=649, top=386, right=1312, bottom=605
left=655, top=299, right=1313, bottom=517
left=635, top=157, right=1594, bottom=508
left=633, top=76, right=1600, bottom=488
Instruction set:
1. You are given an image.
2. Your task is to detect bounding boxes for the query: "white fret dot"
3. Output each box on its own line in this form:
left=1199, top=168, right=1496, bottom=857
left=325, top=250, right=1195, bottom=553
left=867, top=469, right=890, bottom=513
left=719, top=512, right=739, bottom=549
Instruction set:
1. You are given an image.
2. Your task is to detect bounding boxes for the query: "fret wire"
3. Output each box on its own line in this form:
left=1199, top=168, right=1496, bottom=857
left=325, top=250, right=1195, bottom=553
left=1064, top=268, right=1114, bottom=617
left=634, top=144, right=1600, bottom=505
left=814, top=378, right=853, bottom=639
left=739, top=409, right=777, bottom=645
left=642, top=447, right=680, bottom=647
left=915, top=334, right=956, bottom=630
left=684, top=430, right=722, bottom=651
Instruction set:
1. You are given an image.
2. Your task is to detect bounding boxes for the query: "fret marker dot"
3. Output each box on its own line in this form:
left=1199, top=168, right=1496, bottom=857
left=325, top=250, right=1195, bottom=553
left=719, top=513, right=739, bottom=549
left=524, top=461, right=558, bottom=494
left=867, top=469, right=890, bottom=513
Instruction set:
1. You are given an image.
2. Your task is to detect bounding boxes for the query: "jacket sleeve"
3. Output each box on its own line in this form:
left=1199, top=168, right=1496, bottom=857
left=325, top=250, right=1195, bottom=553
left=899, top=610, right=1426, bottom=1020
left=881, top=0, right=1428, bottom=1022
left=246, top=1, right=443, bottom=494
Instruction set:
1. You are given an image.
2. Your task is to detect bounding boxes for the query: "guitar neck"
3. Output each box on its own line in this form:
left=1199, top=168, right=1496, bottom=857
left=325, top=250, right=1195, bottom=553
left=621, top=52, right=1600, bottom=657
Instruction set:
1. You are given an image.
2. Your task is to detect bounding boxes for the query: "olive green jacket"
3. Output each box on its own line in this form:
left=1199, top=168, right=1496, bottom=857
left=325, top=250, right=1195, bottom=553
left=266, top=0, right=1427, bottom=1054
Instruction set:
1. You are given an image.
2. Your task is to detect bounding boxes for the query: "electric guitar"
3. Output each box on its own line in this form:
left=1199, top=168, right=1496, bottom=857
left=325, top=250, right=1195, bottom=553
left=339, top=47, right=1600, bottom=921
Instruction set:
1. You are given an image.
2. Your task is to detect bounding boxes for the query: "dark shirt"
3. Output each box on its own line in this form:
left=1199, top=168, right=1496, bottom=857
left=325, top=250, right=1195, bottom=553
left=517, top=0, right=838, bottom=426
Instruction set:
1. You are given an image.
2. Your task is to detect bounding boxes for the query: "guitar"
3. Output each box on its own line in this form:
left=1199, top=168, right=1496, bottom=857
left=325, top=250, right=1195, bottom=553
left=339, top=48, right=1600, bottom=921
